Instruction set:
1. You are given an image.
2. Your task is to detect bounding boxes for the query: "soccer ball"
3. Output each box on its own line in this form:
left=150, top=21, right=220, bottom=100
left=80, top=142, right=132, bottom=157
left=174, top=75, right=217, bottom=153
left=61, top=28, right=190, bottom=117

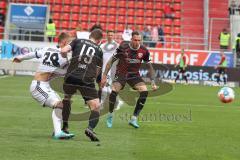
left=218, top=87, right=235, bottom=103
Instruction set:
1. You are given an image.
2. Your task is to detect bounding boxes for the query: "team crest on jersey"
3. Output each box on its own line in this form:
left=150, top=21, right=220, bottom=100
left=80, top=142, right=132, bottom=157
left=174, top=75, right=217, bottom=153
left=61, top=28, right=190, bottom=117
left=138, top=52, right=143, bottom=58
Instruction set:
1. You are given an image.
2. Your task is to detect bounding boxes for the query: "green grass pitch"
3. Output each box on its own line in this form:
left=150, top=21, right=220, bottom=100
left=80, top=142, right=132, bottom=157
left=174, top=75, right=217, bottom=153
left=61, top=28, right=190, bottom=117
left=0, top=75, right=240, bottom=160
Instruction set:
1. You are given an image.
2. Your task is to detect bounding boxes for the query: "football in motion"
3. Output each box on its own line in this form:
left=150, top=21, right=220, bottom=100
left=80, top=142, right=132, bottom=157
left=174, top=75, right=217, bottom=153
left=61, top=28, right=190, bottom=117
left=218, top=87, right=235, bottom=103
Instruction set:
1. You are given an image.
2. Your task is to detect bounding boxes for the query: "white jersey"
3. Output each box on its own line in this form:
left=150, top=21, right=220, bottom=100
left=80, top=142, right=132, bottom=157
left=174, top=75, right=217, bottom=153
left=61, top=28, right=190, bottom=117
left=35, top=46, right=68, bottom=75
left=100, top=40, right=119, bottom=81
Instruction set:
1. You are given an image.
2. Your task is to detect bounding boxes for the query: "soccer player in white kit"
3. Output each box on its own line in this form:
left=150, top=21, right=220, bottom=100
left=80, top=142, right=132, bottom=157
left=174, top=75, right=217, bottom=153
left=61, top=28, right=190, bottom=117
left=100, top=30, right=123, bottom=110
left=13, top=33, right=74, bottom=139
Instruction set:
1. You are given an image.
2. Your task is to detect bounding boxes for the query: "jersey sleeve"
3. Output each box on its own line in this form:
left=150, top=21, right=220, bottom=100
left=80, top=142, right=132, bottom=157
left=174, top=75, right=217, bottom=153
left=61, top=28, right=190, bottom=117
left=143, top=49, right=151, bottom=62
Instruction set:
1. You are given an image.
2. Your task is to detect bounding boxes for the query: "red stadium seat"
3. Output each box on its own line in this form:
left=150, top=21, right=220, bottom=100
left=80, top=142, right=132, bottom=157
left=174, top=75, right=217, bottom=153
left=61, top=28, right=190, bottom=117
left=81, top=7, right=89, bottom=14
left=101, top=0, right=108, bottom=7
left=173, top=3, right=181, bottom=11
left=174, top=0, right=181, bottom=3
left=81, top=22, right=88, bottom=30
left=164, top=18, right=172, bottom=26
left=164, top=27, right=172, bottom=34
left=135, top=17, right=144, bottom=24
left=107, top=23, right=116, bottom=30
left=72, top=14, right=79, bottom=21
left=135, top=1, right=144, bottom=9
left=155, top=2, right=162, bottom=9
left=118, top=1, right=126, bottom=8
left=52, top=5, right=61, bottom=12
left=127, top=16, right=134, bottom=24
left=72, top=0, right=80, bottom=5
left=63, top=0, right=71, bottom=5
left=172, top=36, right=181, bottom=43
left=0, top=2, right=7, bottom=9
left=135, top=9, right=144, bottom=17
left=99, top=7, right=108, bottom=15
left=145, top=10, right=153, bottom=17
left=70, top=21, right=78, bottom=29
left=118, top=8, right=126, bottom=15
left=72, top=6, right=80, bottom=13
left=82, top=0, right=89, bottom=6
left=173, top=43, right=181, bottom=49
left=173, top=27, right=181, bottom=35
left=108, top=15, right=117, bottom=23
left=155, top=18, right=162, bottom=24
left=99, top=15, right=107, bottom=22
left=155, top=10, right=163, bottom=18
left=108, top=8, right=116, bottom=15
left=116, top=24, right=125, bottom=32
left=145, top=17, right=153, bottom=25
left=90, top=0, right=99, bottom=6
left=61, top=21, right=69, bottom=29
left=52, top=13, right=61, bottom=20
left=109, top=0, right=117, bottom=7
left=118, top=16, right=125, bottom=24
left=54, top=20, right=60, bottom=29
left=36, top=0, right=45, bottom=4
left=175, top=11, right=181, bottom=19
left=63, top=5, right=71, bottom=13
left=90, top=7, right=98, bottom=14
left=146, top=2, right=154, bottom=9
left=90, top=14, right=98, bottom=22
left=128, top=1, right=135, bottom=8
left=80, top=14, right=88, bottom=22
left=62, top=13, right=70, bottom=20
left=54, top=0, right=62, bottom=4
left=127, top=9, right=135, bottom=16
left=173, top=19, right=181, bottom=26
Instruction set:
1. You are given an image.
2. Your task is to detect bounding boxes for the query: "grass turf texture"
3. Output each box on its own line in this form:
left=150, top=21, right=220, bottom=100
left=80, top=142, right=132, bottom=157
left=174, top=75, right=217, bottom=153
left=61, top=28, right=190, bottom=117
left=0, top=76, right=240, bottom=160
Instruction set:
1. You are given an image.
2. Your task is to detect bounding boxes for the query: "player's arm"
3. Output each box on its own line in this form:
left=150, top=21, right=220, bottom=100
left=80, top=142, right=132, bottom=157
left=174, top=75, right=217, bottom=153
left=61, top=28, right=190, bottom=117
left=12, top=51, right=41, bottom=63
left=60, top=45, right=71, bottom=57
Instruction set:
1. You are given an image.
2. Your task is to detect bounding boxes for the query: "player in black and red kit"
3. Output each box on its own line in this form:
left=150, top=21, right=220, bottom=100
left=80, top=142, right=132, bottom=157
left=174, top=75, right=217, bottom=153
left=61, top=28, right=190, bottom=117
left=215, top=51, right=228, bottom=85
left=60, top=29, right=103, bottom=141
left=101, top=31, right=157, bottom=128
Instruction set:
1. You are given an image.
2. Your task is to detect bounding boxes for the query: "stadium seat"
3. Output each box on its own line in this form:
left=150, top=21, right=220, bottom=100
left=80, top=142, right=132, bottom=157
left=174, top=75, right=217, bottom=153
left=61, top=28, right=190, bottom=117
left=127, top=9, right=135, bottom=16
left=155, top=2, right=162, bottom=9
left=72, top=14, right=79, bottom=21
left=48, top=0, right=55, bottom=4
left=173, top=3, right=181, bottom=11
left=172, top=36, right=181, bottom=43
left=108, top=8, right=116, bottom=15
left=146, top=2, right=154, bottom=9
left=135, top=17, right=144, bottom=24
left=54, top=0, right=62, bottom=4
left=173, top=27, right=181, bottom=35
left=136, top=1, right=144, bottom=9
left=116, top=24, right=125, bottom=32
left=101, top=0, right=108, bottom=7
left=100, top=23, right=106, bottom=30
left=155, top=10, right=163, bottom=18
left=91, top=0, right=99, bottom=6
left=90, top=14, right=98, bottom=22
left=54, top=20, right=60, bottom=29
left=63, top=0, right=71, bottom=5
left=145, top=10, right=153, bottom=17
left=72, top=0, right=80, bottom=5
left=175, top=11, right=181, bottom=19
left=81, top=7, right=89, bottom=14
left=128, top=1, right=135, bottom=8
left=90, top=7, right=98, bottom=14
left=82, top=0, right=89, bottom=6
left=99, top=15, right=107, bottom=22
left=135, top=9, right=144, bottom=17
left=155, top=18, right=162, bottom=24
left=174, top=0, right=181, bottom=3
left=80, top=14, right=88, bottom=22
left=72, top=6, right=80, bottom=13
left=61, top=21, right=69, bottom=29
left=118, top=16, right=125, bottom=24
left=109, top=0, right=117, bottom=8
left=70, top=21, right=78, bottom=29
left=118, top=8, right=126, bottom=15
left=127, top=16, right=134, bottom=24
left=173, top=43, right=181, bottom=49
left=52, top=5, right=61, bottom=12
left=173, top=19, right=181, bottom=26
left=108, top=15, right=116, bottom=23
left=164, top=27, right=172, bottom=34
left=118, top=1, right=126, bottom=8
left=63, top=5, right=71, bottom=13
left=52, top=13, right=61, bottom=20
left=36, top=0, right=45, bottom=4
left=107, top=23, right=116, bottom=30
left=99, top=7, right=108, bottom=15
left=81, top=22, right=88, bottom=30
left=62, top=13, right=70, bottom=20
left=145, top=17, right=153, bottom=25
left=164, top=18, right=172, bottom=26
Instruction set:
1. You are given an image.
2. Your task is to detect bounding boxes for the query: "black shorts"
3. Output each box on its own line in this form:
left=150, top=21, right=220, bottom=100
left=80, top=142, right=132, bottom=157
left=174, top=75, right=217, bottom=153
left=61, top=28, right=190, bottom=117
left=63, top=76, right=98, bottom=101
left=217, top=67, right=226, bottom=74
left=113, top=74, right=145, bottom=89
left=178, top=67, right=186, bottom=73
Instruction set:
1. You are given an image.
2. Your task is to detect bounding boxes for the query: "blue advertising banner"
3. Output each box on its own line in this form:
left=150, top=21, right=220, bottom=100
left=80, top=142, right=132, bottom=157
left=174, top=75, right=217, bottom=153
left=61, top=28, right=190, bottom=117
left=204, top=52, right=234, bottom=68
left=0, top=40, right=22, bottom=59
left=10, top=4, right=48, bottom=29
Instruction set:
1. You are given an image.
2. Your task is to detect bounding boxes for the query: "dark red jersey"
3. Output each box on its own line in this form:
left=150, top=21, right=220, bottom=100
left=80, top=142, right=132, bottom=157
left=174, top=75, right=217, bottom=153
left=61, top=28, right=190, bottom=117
left=113, top=41, right=151, bottom=77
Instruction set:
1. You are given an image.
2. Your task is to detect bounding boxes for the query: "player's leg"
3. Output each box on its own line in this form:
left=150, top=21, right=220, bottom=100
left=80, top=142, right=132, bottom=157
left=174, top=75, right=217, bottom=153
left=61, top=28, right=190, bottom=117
left=129, top=80, right=148, bottom=128
left=182, top=69, right=188, bottom=83
left=215, top=68, right=221, bottom=84
left=222, top=69, right=227, bottom=85
left=175, top=68, right=181, bottom=82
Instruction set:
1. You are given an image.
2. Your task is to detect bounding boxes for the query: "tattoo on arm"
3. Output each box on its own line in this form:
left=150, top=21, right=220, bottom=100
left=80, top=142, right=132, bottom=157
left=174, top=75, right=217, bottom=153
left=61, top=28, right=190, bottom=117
left=103, top=56, right=118, bottom=76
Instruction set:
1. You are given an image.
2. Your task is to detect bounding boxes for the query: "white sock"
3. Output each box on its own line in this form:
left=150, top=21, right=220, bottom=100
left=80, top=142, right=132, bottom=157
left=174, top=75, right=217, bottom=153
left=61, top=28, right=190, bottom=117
left=132, top=116, right=137, bottom=120
left=52, top=108, right=62, bottom=135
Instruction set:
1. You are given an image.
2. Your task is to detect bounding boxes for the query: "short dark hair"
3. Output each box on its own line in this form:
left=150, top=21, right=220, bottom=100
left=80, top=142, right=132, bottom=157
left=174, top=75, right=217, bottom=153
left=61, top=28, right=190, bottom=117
left=132, top=31, right=140, bottom=37
left=58, top=32, right=70, bottom=43
left=107, top=30, right=114, bottom=34
left=89, top=29, right=103, bottom=41
left=89, top=24, right=103, bottom=32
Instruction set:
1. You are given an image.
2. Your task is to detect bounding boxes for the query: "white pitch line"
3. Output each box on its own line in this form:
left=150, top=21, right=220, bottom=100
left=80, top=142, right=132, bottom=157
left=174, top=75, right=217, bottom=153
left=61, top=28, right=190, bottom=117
left=0, top=75, right=9, bottom=79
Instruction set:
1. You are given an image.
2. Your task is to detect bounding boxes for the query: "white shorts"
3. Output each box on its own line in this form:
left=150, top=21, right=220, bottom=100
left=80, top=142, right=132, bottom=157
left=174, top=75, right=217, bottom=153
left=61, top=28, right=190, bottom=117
left=30, top=80, right=61, bottom=108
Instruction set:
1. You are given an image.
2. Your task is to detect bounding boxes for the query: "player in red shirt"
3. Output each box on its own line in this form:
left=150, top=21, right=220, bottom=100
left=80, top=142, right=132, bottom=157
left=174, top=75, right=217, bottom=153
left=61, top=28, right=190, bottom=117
left=101, top=31, right=157, bottom=128
left=175, top=49, right=188, bottom=83
left=215, top=52, right=227, bottom=85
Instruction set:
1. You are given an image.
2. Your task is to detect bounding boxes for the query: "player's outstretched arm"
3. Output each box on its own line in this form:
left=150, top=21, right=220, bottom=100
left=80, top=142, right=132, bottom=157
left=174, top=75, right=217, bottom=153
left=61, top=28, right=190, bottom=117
left=12, top=51, right=38, bottom=63
left=101, top=56, right=117, bottom=88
